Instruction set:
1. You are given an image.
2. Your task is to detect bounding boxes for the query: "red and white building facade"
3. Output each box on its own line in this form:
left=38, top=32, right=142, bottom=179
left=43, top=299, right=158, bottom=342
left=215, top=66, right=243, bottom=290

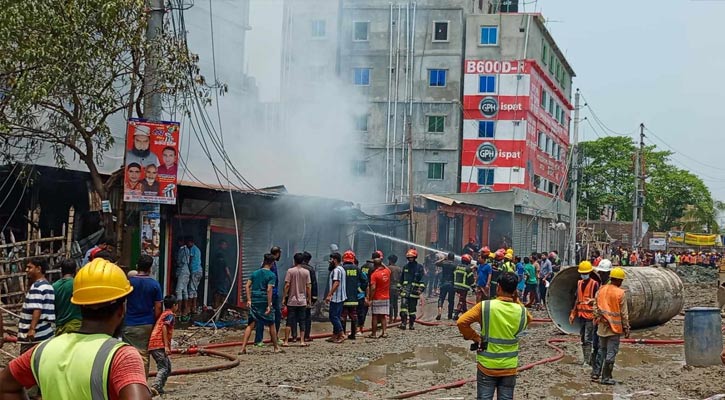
left=460, top=59, right=572, bottom=198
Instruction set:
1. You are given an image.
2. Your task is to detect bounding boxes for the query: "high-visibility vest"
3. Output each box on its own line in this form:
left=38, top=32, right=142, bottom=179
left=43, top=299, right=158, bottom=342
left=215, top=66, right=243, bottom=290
left=476, top=299, right=527, bottom=370
left=30, top=333, right=127, bottom=400
left=453, top=266, right=472, bottom=290
left=575, top=279, right=598, bottom=320
left=595, top=284, right=625, bottom=334
left=500, top=261, right=515, bottom=273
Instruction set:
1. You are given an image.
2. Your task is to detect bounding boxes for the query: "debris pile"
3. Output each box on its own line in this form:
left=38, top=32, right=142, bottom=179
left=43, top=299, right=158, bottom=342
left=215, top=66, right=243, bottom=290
left=664, top=264, right=719, bottom=284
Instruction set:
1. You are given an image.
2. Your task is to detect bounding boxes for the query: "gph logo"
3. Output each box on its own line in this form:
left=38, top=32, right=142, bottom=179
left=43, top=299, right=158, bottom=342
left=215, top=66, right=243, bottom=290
left=476, top=142, right=498, bottom=164
left=479, top=97, right=499, bottom=118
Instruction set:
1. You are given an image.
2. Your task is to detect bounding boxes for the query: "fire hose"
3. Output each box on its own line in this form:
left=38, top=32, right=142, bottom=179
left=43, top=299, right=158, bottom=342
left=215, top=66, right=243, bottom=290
left=148, top=347, right=239, bottom=377
left=391, top=337, right=685, bottom=399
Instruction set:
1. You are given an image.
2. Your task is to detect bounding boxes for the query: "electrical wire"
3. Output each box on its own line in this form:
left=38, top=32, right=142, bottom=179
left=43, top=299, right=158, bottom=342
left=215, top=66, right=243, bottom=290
left=0, top=166, right=33, bottom=234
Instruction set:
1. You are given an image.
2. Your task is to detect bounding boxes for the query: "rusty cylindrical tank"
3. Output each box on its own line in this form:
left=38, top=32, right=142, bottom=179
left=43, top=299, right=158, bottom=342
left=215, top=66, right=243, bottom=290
left=546, top=266, right=684, bottom=335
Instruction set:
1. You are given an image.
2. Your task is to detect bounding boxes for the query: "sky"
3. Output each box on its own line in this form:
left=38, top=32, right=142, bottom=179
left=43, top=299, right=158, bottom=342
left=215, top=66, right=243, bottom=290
left=244, top=0, right=725, bottom=203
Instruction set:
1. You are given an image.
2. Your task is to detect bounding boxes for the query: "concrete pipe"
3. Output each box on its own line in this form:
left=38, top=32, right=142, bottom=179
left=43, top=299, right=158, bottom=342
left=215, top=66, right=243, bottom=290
left=546, top=266, right=684, bottom=335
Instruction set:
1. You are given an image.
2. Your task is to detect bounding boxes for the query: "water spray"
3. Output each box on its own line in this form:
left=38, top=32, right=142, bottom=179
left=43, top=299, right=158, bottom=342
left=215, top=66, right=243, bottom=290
left=360, top=231, right=469, bottom=263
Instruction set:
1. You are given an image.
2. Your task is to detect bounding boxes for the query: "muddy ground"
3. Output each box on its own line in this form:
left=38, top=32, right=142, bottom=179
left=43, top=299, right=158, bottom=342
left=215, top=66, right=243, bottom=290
left=1, top=279, right=722, bottom=399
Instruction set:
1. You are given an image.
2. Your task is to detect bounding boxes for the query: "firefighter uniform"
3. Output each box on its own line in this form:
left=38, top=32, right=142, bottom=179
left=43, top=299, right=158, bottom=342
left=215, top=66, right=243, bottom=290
left=453, top=264, right=474, bottom=318
left=398, top=251, right=425, bottom=330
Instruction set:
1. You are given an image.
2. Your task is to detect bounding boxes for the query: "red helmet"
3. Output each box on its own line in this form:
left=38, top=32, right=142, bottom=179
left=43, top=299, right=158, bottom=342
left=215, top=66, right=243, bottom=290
left=374, top=250, right=384, bottom=259
left=495, top=249, right=505, bottom=259
left=461, top=254, right=472, bottom=264
left=480, top=246, right=491, bottom=255
left=342, top=250, right=356, bottom=263
left=406, top=248, right=418, bottom=258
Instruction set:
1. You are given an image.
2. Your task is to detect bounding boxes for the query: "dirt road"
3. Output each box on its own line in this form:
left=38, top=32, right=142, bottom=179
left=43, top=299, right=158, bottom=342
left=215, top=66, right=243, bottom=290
left=0, top=281, right=719, bottom=399
left=151, top=281, right=723, bottom=400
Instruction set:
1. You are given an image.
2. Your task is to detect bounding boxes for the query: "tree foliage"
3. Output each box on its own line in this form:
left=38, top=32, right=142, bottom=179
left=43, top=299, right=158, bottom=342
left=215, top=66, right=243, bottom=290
left=0, top=0, right=199, bottom=198
left=578, top=136, right=719, bottom=232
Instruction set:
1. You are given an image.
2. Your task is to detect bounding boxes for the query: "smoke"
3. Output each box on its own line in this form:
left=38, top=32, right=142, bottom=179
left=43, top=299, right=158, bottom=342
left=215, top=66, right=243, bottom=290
left=178, top=0, right=378, bottom=203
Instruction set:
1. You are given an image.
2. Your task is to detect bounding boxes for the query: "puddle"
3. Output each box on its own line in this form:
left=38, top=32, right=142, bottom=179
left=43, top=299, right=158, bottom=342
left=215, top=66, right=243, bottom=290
left=328, top=344, right=473, bottom=391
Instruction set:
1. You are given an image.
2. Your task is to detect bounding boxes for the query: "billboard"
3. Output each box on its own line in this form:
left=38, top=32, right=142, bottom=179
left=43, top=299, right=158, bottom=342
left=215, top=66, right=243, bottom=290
left=123, top=119, right=180, bottom=204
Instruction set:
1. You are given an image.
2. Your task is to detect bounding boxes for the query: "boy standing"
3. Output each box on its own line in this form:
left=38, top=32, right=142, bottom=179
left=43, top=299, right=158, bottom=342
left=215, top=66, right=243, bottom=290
left=149, top=295, right=178, bottom=396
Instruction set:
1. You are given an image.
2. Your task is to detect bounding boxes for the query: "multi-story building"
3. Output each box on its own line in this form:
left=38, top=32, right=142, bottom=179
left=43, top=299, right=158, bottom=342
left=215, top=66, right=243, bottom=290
left=281, top=1, right=573, bottom=205
left=282, top=0, right=486, bottom=203
left=460, top=13, right=575, bottom=197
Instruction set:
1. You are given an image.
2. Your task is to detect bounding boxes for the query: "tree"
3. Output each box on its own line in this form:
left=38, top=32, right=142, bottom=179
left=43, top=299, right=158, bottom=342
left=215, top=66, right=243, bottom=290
left=0, top=0, right=198, bottom=200
left=578, top=136, right=718, bottom=232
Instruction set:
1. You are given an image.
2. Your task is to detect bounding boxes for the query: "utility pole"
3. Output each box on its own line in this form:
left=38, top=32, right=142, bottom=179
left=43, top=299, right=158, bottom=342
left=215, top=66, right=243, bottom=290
left=143, top=0, right=164, bottom=120
left=568, top=90, right=580, bottom=266
left=632, top=123, right=645, bottom=251
left=407, top=119, right=414, bottom=241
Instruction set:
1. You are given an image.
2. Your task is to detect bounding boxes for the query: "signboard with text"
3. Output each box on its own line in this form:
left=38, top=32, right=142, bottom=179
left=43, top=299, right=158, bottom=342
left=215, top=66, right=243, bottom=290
left=123, top=119, right=180, bottom=204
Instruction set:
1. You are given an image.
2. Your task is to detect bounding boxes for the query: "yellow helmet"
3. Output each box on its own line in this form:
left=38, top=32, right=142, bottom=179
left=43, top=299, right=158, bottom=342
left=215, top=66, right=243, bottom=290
left=578, top=261, right=593, bottom=274
left=505, top=248, right=514, bottom=255
left=610, top=267, right=626, bottom=280
left=71, top=258, right=133, bottom=305
left=504, top=253, right=513, bottom=260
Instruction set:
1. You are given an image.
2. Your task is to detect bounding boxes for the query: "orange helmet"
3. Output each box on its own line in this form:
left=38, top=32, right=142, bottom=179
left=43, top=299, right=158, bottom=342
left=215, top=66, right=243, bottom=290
left=461, top=254, right=472, bottom=264
left=480, top=246, right=491, bottom=255
left=342, top=250, right=356, bottom=263
left=495, top=249, right=505, bottom=259
left=406, top=248, right=418, bottom=258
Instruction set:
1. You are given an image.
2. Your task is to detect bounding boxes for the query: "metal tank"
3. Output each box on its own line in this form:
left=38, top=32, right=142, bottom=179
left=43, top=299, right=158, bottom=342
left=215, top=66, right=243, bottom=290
left=546, top=266, right=684, bottom=335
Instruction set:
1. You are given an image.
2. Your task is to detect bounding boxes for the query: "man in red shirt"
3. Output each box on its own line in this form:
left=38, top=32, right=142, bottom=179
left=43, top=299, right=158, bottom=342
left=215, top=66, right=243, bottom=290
left=367, top=251, right=391, bottom=339
left=0, top=258, right=150, bottom=400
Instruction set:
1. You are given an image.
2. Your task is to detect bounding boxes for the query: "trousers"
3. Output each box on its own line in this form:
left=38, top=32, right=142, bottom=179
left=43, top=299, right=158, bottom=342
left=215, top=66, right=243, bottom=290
left=477, top=369, right=515, bottom=400
left=150, top=349, right=172, bottom=391
left=579, top=317, right=595, bottom=346
left=438, top=283, right=455, bottom=318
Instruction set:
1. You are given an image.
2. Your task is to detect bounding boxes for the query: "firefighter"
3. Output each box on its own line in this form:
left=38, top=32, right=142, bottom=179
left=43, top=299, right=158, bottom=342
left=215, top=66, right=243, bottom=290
left=453, top=254, right=475, bottom=319
left=489, top=249, right=505, bottom=299
left=501, top=252, right=516, bottom=273
left=398, top=248, right=425, bottom=330
left=341, top=251, right=362, bottom=340
left=569, top=261, right=600, bottom=366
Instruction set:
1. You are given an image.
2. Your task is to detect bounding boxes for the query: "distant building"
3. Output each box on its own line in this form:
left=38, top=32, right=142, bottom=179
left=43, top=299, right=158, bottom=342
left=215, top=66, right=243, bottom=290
left=281, top=1, right=574, bottom=204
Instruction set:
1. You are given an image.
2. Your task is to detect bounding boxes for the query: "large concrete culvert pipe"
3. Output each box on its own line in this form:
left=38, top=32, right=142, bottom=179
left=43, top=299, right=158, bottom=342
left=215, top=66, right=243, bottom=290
left=546, top=266, right=684, bottom=334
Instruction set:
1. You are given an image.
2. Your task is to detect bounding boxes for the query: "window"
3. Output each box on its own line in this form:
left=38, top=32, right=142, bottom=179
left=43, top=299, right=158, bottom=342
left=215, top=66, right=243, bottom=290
left=480, top=26, right=498, bottom=45
left=355, top=114, right=368, bottom=132
left=546, top=137, right=553, bottom=155
left=433, top=22, right=449, bottom=42
left=542, top=41, right=548, bottom=65
left=548, top=181, right=555, bottom=194
left=540, top=89, right=547, bottom=108
left=427, top=115, right=445, bottom=133
left=353, top=21, right=369, bottom=41
left=351, top=160, right=367, bottom=176
left=549, top=54, right=554, bottom=73
left=353, top=68, right=371, bottom=86
left=549, top=97, right=554, bottom=115
left=538, top=132, right=546, bottom=150
left=311, top=20, right=326, bottom=38
left=477, top=168, right=495, bottom=186
left=533, top=175, right=542, bottom=190
left=478, top=75, right=496, bottom=93
left=428, top=69, right=447, bottom=87
left=555, top=104, right=561, bottom=121
left=427, top=163, right=445, bottom=180
left=478, top=121, right=495, bottom=138
left=555, top=63, right=561, bottom=82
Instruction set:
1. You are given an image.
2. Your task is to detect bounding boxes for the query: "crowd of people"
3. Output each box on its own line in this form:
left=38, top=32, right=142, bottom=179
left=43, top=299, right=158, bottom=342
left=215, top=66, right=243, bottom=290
left=2, top=237, right=723, bottom=400
left=598, top=247, right=723, bottom=268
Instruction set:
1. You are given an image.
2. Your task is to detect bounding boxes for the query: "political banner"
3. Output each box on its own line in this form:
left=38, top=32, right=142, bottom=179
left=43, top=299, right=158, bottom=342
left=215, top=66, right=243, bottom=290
left=123, top=119, right=180, bottom=204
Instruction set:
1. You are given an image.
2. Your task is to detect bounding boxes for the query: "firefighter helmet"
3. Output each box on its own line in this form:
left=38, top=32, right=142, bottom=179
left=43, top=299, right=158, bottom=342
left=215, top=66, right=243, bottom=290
left=406, top=248, right=418, bottom=258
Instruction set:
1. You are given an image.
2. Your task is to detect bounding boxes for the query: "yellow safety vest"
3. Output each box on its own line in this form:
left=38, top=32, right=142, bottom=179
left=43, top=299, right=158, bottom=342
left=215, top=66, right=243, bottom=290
left=31, top=333, right=127, bottom=400
left=476, top=299, right=527, bottom=370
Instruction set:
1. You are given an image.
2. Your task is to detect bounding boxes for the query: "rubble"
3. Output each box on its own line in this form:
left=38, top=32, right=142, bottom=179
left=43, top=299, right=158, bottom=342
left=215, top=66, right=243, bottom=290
left=663, top=264, right=720, bottom=284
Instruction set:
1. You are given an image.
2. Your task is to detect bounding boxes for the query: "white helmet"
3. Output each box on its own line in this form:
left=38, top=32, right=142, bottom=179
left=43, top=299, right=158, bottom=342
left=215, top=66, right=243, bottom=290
left=595, top=259, right=612, bottom=272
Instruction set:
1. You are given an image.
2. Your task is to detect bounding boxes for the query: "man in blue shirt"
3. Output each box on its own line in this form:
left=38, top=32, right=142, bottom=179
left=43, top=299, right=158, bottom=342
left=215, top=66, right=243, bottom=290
left=254, top=246, right=282, bottom=346
left=186, top=237, right=203, bottom=316
left=124, top=254, right=163, bottom=376
left=475, top=251, right=492, bottom=302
